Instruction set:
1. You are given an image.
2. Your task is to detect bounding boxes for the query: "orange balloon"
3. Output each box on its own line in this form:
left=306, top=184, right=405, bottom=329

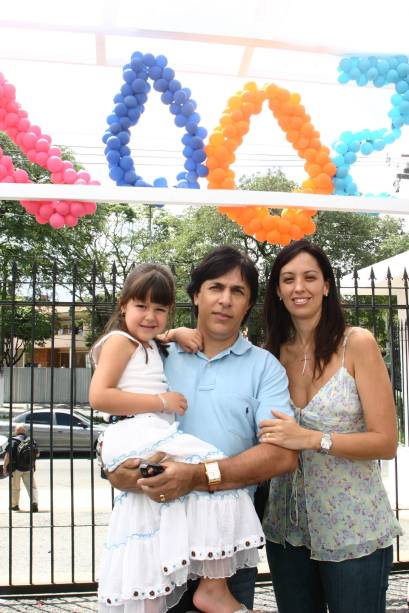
left=266, top=229, right=281, bottom=244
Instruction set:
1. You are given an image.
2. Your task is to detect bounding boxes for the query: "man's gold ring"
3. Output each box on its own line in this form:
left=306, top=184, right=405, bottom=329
left=159, top=493, right=166, bottom=503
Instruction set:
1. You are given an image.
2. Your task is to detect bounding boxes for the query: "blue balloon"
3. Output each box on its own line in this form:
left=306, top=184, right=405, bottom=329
left=184, top=158, right=196, bottom=171
left=344, top=151, right=357, bottom=164
left=120, top=116, right=132, bottom=130
left=142, top=53, right=155, bottom=67
left=106, top=150, right=120, bottom=164
left=174, top=90, right=187, bottom=105
left=349, top=141, right=361, bottom=153
left=124, top=170, right=137, bottom=184
left=161, top=91, right=174, bottom=105
left=192, top=149, right=206, bottom=163
left=124, top=95, right=137, bottom=108
left=153, top=177, right=168, bottom=187
left=169, top=103, right=181, bottom=115
left=396, top=80, right=409, bottom=94
left=168, top=79, right=182, bottom=92
left=196, top=164, right=208, bottom=177
left=123, top=69, right=136, bottom=83
left=119, top=156, right=134, bottom=170
left=153, top=78, right=169, bottom=92
left=176, top=171, right=187, bottom=180
left=175, top=114, right=187, bottom=128
left=366, top=67, right=378, bottom=80
left=162, top=67, right=175, bottom=81
left=132, top=78, right=146, bottom=93
left=373, top=139, right=385, bottom=151
left=336, top=165, right=349, bottom=178
left=119, top=145, right=131, bottom=156
left=386, top=69, right=399, bottom=83
left=377, top=59, right=390, bottom=74
left=360, top=142, right=373, bottom=155
left=181, top=101, right=195, bottom=116
left=109, top=166, right=124, bottom=181
left=155, top=55, right=168, bottom=68
left=106, top=136, right=121, bottom=150
left=121, top=83, right=133, bottom=96
left=149, top=65, right=162, bottom=80
left=109, top=122, right=121, bottom=135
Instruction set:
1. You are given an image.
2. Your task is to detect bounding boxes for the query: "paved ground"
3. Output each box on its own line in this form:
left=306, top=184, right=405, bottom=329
left=0, top=573, right=408, bottom=612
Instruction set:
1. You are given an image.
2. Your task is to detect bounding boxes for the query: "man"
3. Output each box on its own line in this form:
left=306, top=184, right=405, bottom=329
left=107, top=245, right=297, bottom=610
left=3, top=424, right=39, bottom=512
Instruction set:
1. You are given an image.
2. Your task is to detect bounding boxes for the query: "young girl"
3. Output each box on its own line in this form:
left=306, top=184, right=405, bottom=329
left=89, top=263, right=264, bottom=613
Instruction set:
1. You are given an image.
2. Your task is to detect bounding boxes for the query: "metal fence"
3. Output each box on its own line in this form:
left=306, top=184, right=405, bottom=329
left=0, top=261, right=408, bottom=595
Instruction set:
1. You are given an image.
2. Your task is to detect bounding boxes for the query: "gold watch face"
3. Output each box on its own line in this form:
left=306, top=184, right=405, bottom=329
left=205, top=462, right=221, bottom=483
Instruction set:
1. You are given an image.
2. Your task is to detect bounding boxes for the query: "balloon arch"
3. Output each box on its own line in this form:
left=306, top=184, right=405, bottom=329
left=0, top=51, right=408, bottom=243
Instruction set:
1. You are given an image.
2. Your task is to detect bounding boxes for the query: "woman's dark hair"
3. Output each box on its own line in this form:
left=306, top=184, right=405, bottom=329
left=264, top=240, right=345, bottom=378
left=187, top=245, right=259, bottom=323
left=94, top=263, right=175, bottom=362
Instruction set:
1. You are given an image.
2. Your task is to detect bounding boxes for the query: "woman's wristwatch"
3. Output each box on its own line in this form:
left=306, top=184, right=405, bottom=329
left=319, top=432, right=333, bottom=454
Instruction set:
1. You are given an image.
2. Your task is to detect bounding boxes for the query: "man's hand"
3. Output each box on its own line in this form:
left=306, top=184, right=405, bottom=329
left=106, top=452, right=166, bottom=492
left=138, top=460, right=202, bottom=503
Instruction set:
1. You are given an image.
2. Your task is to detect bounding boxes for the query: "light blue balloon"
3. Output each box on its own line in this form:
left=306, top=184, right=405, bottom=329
left=340, top=131, right=353, bottom=143
left=374, top=76, right=386, bottom=87
left=336, top=165, right=349, bottom=178
left=387, top=69, right=399, bottom=83
left=377, top=59, right=390, bottom=74
left=373, top=139, right=385, bottom=151
left=397, top=62, right=409, bottom=77
left=335, top=141, right=348, bottom=155
left=339, top=58, right=353, bottom=72
left=349, top=141, right=361, bottom=153
left=367, top=67, right=378, bottom=80
left=344, top=151, right=357, bottom=164
left=396, top=80, right=409, bottom=94
left=360, top=142, right=373, bottom=155
left=338, top=73, right=349, bottom=84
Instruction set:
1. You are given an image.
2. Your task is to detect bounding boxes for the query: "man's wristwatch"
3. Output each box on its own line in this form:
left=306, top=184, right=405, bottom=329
left=319, top=432, right=333, bottom=454
left=204, top=461, right=222, bottom=492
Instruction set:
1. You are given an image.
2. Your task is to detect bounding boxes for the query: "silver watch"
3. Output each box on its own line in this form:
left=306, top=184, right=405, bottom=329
left=319, top=432, right=333, bottom=454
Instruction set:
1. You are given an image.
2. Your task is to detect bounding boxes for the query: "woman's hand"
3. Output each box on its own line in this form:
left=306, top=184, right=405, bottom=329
left=172, top=327, right=203, bottom=353
left=259, top=410, right=318, bottom=451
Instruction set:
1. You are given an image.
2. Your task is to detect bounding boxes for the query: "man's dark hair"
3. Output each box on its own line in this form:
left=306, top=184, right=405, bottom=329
left=187, top=246, right=259, bottom=320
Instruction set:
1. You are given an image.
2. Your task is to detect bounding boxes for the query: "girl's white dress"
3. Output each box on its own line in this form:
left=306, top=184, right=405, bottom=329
left=93, top=331, right=264, bottom=612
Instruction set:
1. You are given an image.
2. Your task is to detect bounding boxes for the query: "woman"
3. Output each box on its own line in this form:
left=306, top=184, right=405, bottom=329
left=259, top=240, right=402, bottom=613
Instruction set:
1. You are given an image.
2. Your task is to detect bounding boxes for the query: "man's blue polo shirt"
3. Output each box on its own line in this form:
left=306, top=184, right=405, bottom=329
left=164, top=335, right=292, bottom=458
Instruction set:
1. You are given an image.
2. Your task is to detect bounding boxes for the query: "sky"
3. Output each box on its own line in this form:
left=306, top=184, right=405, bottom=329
left=0, top=1, right=409, bottom=203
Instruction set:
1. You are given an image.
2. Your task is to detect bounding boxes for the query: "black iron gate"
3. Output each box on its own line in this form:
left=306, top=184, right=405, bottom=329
left=0, top=261, right=408, bottom=594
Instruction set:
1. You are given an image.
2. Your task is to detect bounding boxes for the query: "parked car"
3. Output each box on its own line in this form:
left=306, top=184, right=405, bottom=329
left=0, top=409, right=106, bottom=453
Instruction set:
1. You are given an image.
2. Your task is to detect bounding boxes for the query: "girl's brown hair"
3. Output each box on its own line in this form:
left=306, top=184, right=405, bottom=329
left=94, top=263, right=175, bottom=362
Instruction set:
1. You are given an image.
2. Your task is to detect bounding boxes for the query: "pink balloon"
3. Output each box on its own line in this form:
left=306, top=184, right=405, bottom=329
left=5, top=112, right=19, bottom=126
left=0, top=108, right=5, bottom=121
left=35, top=214, right=49, bottom=225
left=62, top=160, right=73, bottom=170
left=74, top=178, right=87, bottom=185
left=5, top=128, right=18, bottom=140
left=47, top=156, right=63, bottom=172
left=64, top=214, right=78, bottom=227
left=22, top=132, right=38, bottom=150
left=84, top=201, right=97, bottom=214
left=39, top=203, right=54, bottom=219
left=35, top=151, right=48, bottom=167
left=90, top=180, right=101, bottom=185
left=48, top=146, right=61, bottom=157
left=2, top=156, right=13, bottom=170
left=3, top=84, right=14, bottom=100
left=23, top=201, right=41, bottom=214
left=70, top=202, right=85, bottom=217
left=77, top=171, right=91, bottom=182
left=63, top=168, right=77, bottom=184
left=49, top=213, right=65, bottom=229
left=26, top=149, right=37, bottom=163
left=55, top=201, right=70, bottom=215
left=35, top=138, right=50, bottom=153
left=51, top=171, right=64, bottom=183
left=0, top=165, right=8, bottom=180
left=13, top=169, right=29, bottom=183
left=18, top=118, right=30, bottom=132
left=30, top=125, right=41, bottom=136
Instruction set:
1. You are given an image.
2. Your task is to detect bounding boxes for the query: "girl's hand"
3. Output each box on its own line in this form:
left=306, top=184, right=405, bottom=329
left=160, top=391, right=188, bottom=416
left=172, top=327, right=203, bottom=353
left=259, top=410, right=315, bottom=450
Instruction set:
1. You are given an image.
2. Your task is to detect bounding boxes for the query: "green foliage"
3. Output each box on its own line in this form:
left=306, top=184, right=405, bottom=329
left=0, top=303, right=52, bottom=366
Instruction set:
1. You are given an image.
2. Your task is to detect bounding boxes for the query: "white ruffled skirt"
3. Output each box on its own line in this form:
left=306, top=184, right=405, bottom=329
left=98, top=416, right=264, bottom=611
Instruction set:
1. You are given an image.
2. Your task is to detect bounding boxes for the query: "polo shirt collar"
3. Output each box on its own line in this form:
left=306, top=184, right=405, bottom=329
left=176, top=333, right=252, bottom=358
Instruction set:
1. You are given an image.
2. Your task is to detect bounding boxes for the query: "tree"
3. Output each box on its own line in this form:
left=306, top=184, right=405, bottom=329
left=0, top=304, right=52, bottom=366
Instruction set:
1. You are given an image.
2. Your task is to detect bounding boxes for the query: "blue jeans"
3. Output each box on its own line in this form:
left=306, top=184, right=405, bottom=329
left=167, top=566, right=257, bottom=612
left=266, top=540, right=393, bottom=613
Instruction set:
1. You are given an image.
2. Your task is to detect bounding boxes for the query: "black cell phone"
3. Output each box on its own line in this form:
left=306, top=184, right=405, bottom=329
left=139, top=462, right=165, bottom=478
